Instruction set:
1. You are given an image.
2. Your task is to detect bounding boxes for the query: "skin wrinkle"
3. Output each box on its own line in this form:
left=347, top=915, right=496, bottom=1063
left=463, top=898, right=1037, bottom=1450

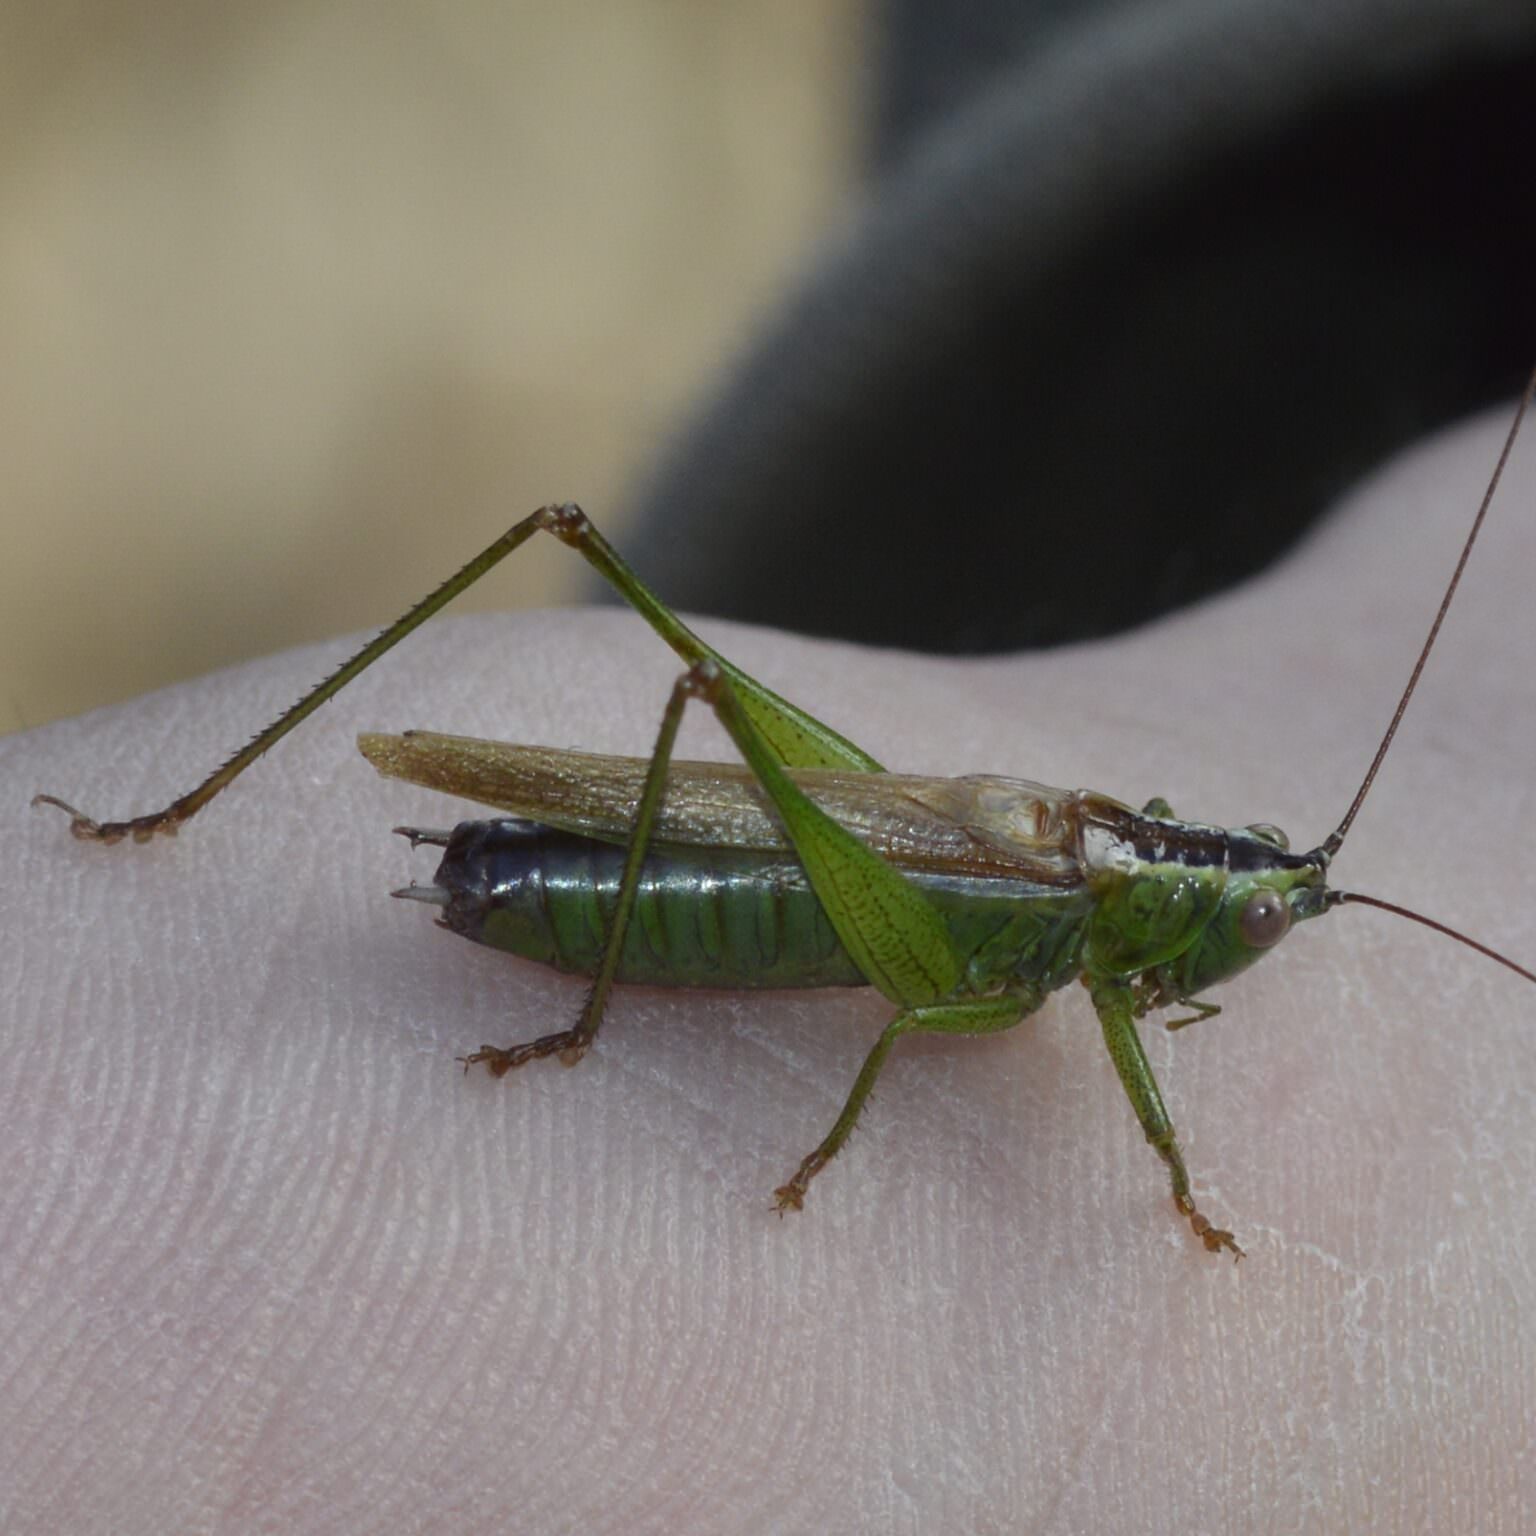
left=2, top=409, right=1534, bottom=1531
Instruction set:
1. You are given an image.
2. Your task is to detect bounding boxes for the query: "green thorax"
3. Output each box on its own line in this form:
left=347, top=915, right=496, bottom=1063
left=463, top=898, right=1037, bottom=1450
left=1074, top=793, right=1329, bottom=996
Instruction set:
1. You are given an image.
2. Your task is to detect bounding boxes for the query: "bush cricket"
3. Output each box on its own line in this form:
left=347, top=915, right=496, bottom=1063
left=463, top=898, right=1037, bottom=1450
left=33, top=373, right=1536, bottom=1261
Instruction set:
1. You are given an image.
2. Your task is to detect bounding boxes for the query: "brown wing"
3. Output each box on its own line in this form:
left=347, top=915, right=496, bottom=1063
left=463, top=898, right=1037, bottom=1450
left=358, top=730, right=1086, bottom=884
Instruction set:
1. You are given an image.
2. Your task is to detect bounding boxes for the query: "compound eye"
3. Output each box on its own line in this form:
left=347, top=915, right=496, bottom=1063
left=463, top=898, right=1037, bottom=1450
left=1239, top=888, right=1291, bottom=948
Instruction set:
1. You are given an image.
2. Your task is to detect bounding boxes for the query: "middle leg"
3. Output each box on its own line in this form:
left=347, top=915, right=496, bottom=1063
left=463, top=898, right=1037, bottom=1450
left=774, top=988, right=1042, bottom=1211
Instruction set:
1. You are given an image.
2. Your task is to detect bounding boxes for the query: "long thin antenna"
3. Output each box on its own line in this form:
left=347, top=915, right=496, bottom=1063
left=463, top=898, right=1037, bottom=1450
left=1329, top=891, right=1535, bottom=985
left=1323, top=364, right=1536, bottom=859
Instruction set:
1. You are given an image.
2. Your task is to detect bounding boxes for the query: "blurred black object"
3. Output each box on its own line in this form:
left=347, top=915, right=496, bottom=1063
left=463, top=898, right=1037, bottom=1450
left=620, top=0, right=1536, bottom=652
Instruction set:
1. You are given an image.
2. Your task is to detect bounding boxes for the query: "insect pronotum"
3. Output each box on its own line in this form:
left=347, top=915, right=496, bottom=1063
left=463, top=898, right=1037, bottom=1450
left=34, top=371, right=1536, bottom=1260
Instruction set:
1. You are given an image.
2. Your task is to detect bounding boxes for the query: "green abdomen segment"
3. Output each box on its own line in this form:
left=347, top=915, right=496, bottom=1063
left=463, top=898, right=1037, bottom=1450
left=426, top=819, right=1093, bottom=993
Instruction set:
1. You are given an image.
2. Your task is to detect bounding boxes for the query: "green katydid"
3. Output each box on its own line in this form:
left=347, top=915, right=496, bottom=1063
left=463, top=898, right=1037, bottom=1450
left=33, top=373, right=1536, bottom=1261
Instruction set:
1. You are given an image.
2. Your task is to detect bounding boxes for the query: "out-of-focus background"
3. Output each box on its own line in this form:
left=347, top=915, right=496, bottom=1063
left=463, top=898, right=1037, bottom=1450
left=2, top=3, right=863, bottom=731
left=9, top=1, right=1536, bottom=735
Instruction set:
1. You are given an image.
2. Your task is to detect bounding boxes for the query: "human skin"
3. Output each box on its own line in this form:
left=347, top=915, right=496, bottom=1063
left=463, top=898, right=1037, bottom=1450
left=3, top=408, right=1533, bottom=1533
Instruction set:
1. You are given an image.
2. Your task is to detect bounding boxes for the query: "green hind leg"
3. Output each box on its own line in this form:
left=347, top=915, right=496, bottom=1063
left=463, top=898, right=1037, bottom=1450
left=35, top=504, right=878, bottom=844
left=467, top=657, right=969, bottom=1096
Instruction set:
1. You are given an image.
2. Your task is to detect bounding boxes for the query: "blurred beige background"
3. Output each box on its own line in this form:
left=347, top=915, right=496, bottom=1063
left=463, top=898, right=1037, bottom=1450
left=2, top=3, right=863, bottom=733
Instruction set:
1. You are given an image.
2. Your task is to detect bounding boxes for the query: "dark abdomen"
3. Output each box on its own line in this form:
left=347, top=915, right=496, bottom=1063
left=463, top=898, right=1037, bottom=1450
left=424, top=819, right=1094, bottom=994
left=428, top=819, right=869, bottom=988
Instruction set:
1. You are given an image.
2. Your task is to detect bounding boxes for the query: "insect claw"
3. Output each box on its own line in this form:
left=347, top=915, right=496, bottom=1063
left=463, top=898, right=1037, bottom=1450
left=773, top=1182, right=806, bottom=1215
left=462, top=1045, right=515, bottom=1077
left=31, top=794, right=106, bottom=838
left=31, top=794, right=186, bottom=844
left=1204, top=1228, right=1245, bottom=1263
left=391, top=883, right=449, bottom=906
left=1177, top=1194, right=1245, bottom=1262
